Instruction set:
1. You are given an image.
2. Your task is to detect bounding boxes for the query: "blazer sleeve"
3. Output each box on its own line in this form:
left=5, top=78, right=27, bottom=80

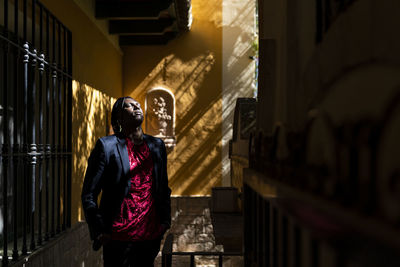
left=159, top=140, right=172, bottom=228
left=81, top=138, right=107, bottom=240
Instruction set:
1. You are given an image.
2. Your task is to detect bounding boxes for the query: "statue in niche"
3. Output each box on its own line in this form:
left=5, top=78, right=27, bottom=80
left=145, top=88, right=176, bottom=148
left=152, top=96, right=171, bottom=137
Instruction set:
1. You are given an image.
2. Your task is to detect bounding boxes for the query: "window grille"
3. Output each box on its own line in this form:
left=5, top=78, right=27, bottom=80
left=0, top=0, right=72, bottom=265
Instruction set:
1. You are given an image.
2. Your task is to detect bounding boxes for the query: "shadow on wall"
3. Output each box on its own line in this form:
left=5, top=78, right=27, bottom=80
left=71, top=80, right=115, bottom=223
left=123, top=0, right=225, bottom=195
left=221, top=0, right=257, bottom=184
left=129, top=51, right=222, bottom=195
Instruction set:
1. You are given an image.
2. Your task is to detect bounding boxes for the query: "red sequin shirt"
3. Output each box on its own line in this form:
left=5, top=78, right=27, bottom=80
left=111, top=138, right=162, bottom=241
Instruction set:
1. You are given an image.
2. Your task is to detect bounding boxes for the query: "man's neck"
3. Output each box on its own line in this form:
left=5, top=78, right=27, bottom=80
left=124, top=127, right=143, bottom=145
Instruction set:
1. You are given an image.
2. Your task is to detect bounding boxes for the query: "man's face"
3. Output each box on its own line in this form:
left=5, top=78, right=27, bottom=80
left=121, top=98, right=144, bottom=127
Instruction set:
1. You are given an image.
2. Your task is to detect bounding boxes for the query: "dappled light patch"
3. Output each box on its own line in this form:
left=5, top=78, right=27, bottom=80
left=127, top=52, right=221, bottom=195
left=72, top=80, right=115, bottom=222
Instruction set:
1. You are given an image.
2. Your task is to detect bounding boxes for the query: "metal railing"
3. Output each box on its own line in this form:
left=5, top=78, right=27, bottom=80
left=161, top=233, right=242, bottom=267
left=0, top=0, right=72, bottom=265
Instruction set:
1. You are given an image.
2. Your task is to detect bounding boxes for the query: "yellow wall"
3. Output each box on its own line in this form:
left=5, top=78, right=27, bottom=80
left=40, top=0, right=123, bottom=98
left=123, top=0, right=223, bottom=195
left=72, top=81, right=115, bottom=223
left=40, top=0, right=122, bottom=224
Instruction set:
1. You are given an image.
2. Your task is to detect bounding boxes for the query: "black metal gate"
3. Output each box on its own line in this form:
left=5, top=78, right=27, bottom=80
left=0, top=0, right=72, bottom=265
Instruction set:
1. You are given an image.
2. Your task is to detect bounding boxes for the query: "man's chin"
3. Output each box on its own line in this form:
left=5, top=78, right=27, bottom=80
left=132, top=117, right=144, bottom=126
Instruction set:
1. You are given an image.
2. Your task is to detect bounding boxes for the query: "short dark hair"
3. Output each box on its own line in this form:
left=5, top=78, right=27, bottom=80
left=111, top=96, right=133, bottom=133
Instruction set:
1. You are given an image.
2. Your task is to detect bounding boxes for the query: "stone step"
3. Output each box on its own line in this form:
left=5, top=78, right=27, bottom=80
left=154, top=252, right=243, bottom=267
left=155, top=197, right=244, bottom=266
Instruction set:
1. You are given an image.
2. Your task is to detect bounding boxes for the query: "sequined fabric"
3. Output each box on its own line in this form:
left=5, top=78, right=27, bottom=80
left=111, top=138, right=162, bottom=241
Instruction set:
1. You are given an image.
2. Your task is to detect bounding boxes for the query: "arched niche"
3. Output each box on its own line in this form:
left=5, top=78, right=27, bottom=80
left=145, top=88, right=176, bottom=148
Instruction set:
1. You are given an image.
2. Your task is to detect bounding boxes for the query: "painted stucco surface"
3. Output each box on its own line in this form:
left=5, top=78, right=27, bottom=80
left=40, top=0, right=122, bottom=224
left=72, top=81, right=115, bottom=223
left=41, top=0, right=123, bottom=98
left=123, top=0, right=223, bottom=195
left=222, top=0, right=256, bottom=185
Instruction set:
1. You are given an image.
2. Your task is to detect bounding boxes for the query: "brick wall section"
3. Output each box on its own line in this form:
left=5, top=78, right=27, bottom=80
left=11, top=222, right=102, bottom=267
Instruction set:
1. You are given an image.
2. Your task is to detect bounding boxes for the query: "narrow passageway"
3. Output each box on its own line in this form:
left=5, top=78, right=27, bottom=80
left=1, top=0, right=400, bottom=266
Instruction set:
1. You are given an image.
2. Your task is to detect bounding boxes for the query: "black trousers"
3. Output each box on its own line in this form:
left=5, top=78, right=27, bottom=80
left=103, top=238, right=162, bottom=267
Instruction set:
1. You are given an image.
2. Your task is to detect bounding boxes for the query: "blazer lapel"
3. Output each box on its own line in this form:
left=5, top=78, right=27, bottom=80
left=144, top=134, right=158, bottom=193
left=116, top=136, right=130, bottom=178
left=144, top=134, right=156, bottom=164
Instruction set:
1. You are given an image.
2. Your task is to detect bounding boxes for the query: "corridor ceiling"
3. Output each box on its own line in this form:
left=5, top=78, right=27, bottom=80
left=95, top=0, right=192, bottom=45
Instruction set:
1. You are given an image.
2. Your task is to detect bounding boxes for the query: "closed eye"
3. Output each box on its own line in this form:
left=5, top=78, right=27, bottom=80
left=124, top=103, right=140, bottom=109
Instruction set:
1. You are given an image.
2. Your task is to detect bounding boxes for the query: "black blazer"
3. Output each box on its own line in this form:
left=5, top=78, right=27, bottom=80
left=81, top=134, right=171, bottom=240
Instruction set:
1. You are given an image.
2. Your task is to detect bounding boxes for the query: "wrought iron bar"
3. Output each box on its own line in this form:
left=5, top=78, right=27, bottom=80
left=66, top=30, right=72, bottom=228
left=56, top=20, right=61, bottom=234
left=263, top=198, right=271, bottom=265
left=21, top=42, right=29, bottom=256
left=44, top=8, right=50, bottom=242
left=12, top=84, right=19, bottom=262
left=32, top=0, right=36, bottom=45
left=12, top=1, right=20, bottom=258
left=28, top=46, right=37, bottom=251
left=37, top=52, right=45, bottom=246
left=39, top=5, right=43, bottom=51
left=4, top=0, right=8, bottom=29
left=2, top=138, right=9, bottom=266
left=51, top=69, right=56, bottom=238
left=14, top=0, right=18, bottom=35
left=252, top=190, right=257, bottom=263
left=27, top=0, right=38, bottom=252
left=272, top=207, right=278, bottom=267
left=50, top=14, right=56, bottom=238
left=190, top=254, right=194, bottom=267
left=23, top=0, right=27, bottom=41
left=243, top=184, right=250, bottom=266
left=12, top=142, right=19, bottom=260
left=37, top=4, right=44, bottom=246
left=257, top=195, right=263, bottom=266
left=62, top=26, right=67, bottom=231
left=3, top=1, right=10, bottom=262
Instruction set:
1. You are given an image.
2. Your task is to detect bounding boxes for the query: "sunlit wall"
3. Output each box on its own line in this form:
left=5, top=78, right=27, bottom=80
left=123, top=0, right=223, bottom=195
left=40, top=0, right=123, bottom=98
left=123, top=0, right=256, bottom=195
left=39, top=0, right=123, bottom=224
left=72, top=81, right=115, bottom=223
left=222, top=0, right=256, bottom=185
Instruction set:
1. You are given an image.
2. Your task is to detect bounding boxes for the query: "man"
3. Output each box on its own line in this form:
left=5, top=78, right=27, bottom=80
left=81, top=96, right=171, bottom=267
